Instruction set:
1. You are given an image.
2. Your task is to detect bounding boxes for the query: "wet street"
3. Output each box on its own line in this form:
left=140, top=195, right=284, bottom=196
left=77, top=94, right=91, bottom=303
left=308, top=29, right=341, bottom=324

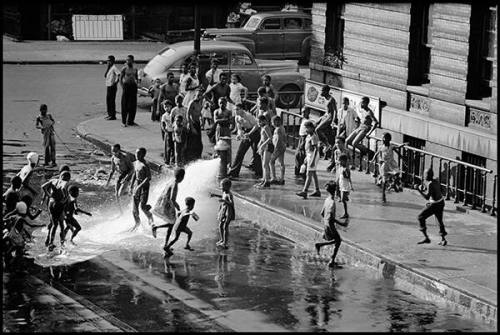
left=2, top=65, right=494, bottom=332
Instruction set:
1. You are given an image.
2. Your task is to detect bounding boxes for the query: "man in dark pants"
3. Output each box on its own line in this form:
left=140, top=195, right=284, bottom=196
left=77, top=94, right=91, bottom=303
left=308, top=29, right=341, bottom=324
left=228, top=105, right=262, bottom=178
left=104, top=55, right=121, bottom=120
left=416, top=168, right=448, bottom=246
left=119, top=55, right=139, bottom=127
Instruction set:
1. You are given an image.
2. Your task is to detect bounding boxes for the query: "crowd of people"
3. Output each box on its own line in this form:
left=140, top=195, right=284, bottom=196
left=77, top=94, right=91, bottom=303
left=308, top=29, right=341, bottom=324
left=2, top=54, right=449, bottom=268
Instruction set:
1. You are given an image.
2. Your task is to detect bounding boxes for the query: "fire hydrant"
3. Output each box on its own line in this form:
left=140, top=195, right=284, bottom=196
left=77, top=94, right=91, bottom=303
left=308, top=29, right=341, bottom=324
left=214, top=138, right=230, bottom=179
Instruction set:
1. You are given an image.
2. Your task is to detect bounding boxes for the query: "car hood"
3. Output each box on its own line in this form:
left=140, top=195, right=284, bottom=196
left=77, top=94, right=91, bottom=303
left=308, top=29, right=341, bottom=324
left=204, top=27, right=252, bottom=37
left=255, top=58, right=299, bottom=73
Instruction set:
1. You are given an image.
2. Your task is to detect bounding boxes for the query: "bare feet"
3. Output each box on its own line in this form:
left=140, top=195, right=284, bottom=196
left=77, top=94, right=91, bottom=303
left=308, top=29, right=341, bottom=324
left=438, top=239, right=447, bottom=246
left=417, top=238, right=431, bottom=244
left=184, top=245, right=194, bottom=251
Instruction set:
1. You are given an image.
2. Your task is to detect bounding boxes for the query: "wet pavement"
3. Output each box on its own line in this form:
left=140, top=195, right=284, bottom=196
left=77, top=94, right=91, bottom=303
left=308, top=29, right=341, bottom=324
left=3, top=63, right=496, bottom=332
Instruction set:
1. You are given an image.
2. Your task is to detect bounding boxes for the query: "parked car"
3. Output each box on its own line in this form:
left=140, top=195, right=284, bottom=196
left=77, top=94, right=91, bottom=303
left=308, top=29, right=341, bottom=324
left=138, top=40, right=305, bottom=108
left=203, top=11, right=312, bottom=64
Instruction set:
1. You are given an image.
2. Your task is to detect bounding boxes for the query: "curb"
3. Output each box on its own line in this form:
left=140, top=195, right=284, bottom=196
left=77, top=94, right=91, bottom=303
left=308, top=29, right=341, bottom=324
left=76, top=121, right=497, bottom=327
left=4, top=60, right=149, bottom=65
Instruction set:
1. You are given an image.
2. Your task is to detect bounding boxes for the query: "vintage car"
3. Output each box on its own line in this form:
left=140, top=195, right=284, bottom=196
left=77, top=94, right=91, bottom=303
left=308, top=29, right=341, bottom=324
left=203, top=11, right=312, bottom=64
left=138, top=40, right=305, bottom=108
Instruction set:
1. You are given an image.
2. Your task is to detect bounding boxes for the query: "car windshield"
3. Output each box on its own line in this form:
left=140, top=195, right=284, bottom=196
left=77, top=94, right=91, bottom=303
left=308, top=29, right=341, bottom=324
left=145, top=48, right=178, bottom=75
left=160, top=48, right=176, bottom=57
left=243, top=16, right=261, bottom=30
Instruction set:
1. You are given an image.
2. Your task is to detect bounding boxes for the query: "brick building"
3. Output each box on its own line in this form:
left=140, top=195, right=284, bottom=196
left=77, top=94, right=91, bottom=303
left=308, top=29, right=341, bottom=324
left=309, top=2, right=497, bottom=199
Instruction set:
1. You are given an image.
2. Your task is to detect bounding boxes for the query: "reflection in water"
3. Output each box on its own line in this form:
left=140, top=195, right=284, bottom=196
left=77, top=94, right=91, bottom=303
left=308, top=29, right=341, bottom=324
left=215, top=254, right=228, bottom=297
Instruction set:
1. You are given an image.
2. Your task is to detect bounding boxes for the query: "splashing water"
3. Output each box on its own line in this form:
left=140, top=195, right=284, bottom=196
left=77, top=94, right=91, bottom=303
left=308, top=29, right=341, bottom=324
left=27, top=159, right=221, bottom=267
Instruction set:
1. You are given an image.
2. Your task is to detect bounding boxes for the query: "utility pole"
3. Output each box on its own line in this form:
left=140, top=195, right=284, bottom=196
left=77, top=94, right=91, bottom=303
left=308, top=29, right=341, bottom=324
left=194, top=4, right=201, bottom=57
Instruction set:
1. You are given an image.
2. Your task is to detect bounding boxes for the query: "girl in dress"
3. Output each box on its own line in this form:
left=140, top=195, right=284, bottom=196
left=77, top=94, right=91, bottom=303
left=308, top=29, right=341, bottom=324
left=228, top=74, right=248, bottom=113
left=182, top=63, right=200, bottom=107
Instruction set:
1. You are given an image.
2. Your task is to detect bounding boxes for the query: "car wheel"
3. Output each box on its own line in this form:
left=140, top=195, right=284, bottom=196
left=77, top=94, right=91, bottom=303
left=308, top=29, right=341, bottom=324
left=277, top=84, right=301, bottom=109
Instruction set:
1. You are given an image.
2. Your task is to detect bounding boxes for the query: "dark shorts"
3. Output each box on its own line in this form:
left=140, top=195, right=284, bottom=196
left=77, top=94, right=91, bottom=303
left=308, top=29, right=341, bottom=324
left=117, top=170, right=133, bottom=186
left=323, top=222, right=341, bottom=242
left=340, top=191, right=350, bottom=202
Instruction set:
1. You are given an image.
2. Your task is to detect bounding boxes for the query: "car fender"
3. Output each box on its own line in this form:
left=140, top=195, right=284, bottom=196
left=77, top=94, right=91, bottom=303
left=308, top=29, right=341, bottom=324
left=265, top=71, right=305, bottom=92
left=215, top=36, right=256, bottom=56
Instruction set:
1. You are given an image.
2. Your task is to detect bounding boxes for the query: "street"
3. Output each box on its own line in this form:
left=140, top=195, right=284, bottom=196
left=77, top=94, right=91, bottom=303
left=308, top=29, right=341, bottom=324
left=2, top=64, right=493, bottom=332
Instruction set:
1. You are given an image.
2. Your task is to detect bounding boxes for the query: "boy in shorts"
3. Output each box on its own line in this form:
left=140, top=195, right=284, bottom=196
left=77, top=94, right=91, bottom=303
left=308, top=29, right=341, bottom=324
left=210, top=178, right=235, bottom=249
left=63, top=185, right=92, bottom=245
left=106, top=144, right=134, bottom=210
left=336, top=153, right=354, bottom=219
left=314, top=181, right=348, bottom=268
left=129, top=147, right=154, bottom=231
left=164, top=197, right=199, bottom=256
left=152, top=168, right=185, bottom=252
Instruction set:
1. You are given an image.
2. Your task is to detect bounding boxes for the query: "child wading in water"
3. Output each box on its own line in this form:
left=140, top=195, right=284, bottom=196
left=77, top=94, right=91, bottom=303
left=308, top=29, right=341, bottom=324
left=129, top=147, right=154, bottom=231
left=63, top=186, right=92, bottom=245
left=315, top=181, right=348, bottom=268
left=164, top=197, right=199, bottom=257
left=152, top=168, right=185, bottom=253
left=296, top=121, right=321, bottom=199
left=210, top=178, right=235, bottom=249
left=269, top=115, right=286, bottom=185
left=106, top=144, right=134, bottom=211
left=336, top=153, right=354, bottom=219
left=370, top=132, right=406, bottom=203
left=416, top=168, right=448, bottom=246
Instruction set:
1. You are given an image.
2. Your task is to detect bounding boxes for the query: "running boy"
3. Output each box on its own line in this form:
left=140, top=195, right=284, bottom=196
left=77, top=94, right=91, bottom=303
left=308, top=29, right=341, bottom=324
left=314, top=181, right=348, bottom=268
left=164, top=197, right=200, bottom=256
left=106, top=144, right=134, bottom=210
left=152, top=168, right=185, bottom=252
left=160, top=99, right=175, bottom=165
left=296, top=121, right=321, bottom=199
left=415, top=168, right=448, bottom=246
left=63, top=186, right=92, bottom=245
left=41, top=170, right=71, bottom=250
left=269, top=115, right=286, bottom=185
left=35, top=104, right=56, bottom=167
left=210, top=178, right=235, bottom=249
left=129, top=147, right=154, bottom=231
left=336, top=153, right=354, bottom=219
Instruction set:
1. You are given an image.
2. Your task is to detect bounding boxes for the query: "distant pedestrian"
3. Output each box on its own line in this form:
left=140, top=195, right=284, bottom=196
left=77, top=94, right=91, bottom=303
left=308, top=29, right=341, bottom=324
left=17, top=152, right=40, bottom=199
left=255, top=115, right=273, bottom=188
left=186, top=89, right=204, bottom=161
left=210, top=178, right=235, bottom=249
left=336, top=153, right=353, bottom=219
left=269, top=115, right=286, bottom=185
left=62, top=185, right=92, bottom=245
left=173, top=115, right=188, bottom=167
left=160, top=100, right=175, bottom=165
left=148, top=78, right=162, bottom=121
left=35, top=104, right=56, bottom=167
left=104, top=55, right=121, bottom=120
left=164, top=197, right=199, bottom=256
left=205, top=60, right=222, bottom=88
left=152, top=168, right=185, bottom=252
left=158, top=72, right=179, bottom=113
left=416, top=168, right=448, bottom=246
left=229, top=74, right=248, bottom=111
left=296, top=121, right=321, bottom=199
left=314, top=181, right=348, bottom=268
left=129, top=147, right=154, bottom=231
left=3, top=176, right=22, bottom=216
left=295, top=107, right=311, bottom=178
left=105, top=144, right=134, bottom=211
left=182, top=63, right=200, bottom=108
left=119, top=55, right=139, bottom=127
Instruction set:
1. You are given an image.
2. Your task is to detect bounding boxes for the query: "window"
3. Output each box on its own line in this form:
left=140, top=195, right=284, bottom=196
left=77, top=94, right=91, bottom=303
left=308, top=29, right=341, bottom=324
left=231, top=52, right=253, bottom=66
left=244, top=16, right=261, bottom=29
left=461, top=152, right=487, bottom=206
left=324, top=3, right=344, bottom=54
left=284, top=17, right=302, bottom=29
left=208, top=51, right=228, bottom=66
left=466, top=4, right=495, bottom=99
left=262, top=18, right=281, bottom=30
left=407, top=3, right=433, bottom=85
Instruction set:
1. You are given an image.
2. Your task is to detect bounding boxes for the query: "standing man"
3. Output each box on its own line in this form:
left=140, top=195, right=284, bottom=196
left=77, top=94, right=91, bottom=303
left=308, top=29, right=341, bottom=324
left=204, top=72, right=234, bottom=112
left=104, top=55, right=121, bottom=120
left=120, top=55, right=139, bottom=127
left=327, top=97, right=356, bottom=171
left=35, top=104, right=56, bottom=167
left=158, top=72, right=179, bottom=114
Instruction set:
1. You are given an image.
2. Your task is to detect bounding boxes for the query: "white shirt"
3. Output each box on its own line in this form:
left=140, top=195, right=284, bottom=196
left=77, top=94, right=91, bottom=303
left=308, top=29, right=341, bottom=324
left=230, top=82, right=246, bottom=105
left=105, top=65, right=121, bottom=87
left=161, top=110, right=174, bottom=132
left=205, top=68, right=222, bottom=86
left=299, top=119, right=311, bottom=136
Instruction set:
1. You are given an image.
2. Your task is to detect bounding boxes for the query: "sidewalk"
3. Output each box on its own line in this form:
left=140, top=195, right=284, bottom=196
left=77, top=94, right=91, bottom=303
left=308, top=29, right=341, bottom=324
left=3, top=36, right=166, bottom=64
left=77, top=111, right=497, bottom=326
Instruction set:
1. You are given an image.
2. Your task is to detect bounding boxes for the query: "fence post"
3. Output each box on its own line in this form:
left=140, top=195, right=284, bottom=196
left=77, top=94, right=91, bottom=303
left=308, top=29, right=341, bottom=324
left=491, top=175, right=497, bottom=216
left=481, top=172, right=487, bottom=213
left=463, top=167, right=468, bottom=206
left=446, top=161, right=451, bottom=200
left=471, top=169, right=477, bottom=210
left=454, top=163, right=460, bottom=203
left=365, top=139, right=371, bottom=174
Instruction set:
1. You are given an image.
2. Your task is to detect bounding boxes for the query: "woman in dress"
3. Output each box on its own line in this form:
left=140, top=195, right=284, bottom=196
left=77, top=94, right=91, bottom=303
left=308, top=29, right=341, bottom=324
left=182, top=63, right=200, bottom=107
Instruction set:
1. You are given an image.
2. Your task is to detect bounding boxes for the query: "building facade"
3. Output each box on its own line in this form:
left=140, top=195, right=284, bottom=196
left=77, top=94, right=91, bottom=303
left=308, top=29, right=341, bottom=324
left=309, top=2, right=497, bottom=195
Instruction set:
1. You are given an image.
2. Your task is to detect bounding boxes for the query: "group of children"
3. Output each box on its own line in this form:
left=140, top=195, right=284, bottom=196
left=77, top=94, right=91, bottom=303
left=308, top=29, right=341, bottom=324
left=3, top=152, right=92, bottom=263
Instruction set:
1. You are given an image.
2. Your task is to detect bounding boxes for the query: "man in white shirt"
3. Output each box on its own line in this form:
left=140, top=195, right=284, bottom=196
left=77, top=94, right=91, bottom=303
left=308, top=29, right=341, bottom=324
left=104, top=55, right=121, bottom=120
left=228, top=104, right=262, bottom=178
left=337, top=97, right=357, bottom=138
left=205, top=60, right=222, bottom=89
